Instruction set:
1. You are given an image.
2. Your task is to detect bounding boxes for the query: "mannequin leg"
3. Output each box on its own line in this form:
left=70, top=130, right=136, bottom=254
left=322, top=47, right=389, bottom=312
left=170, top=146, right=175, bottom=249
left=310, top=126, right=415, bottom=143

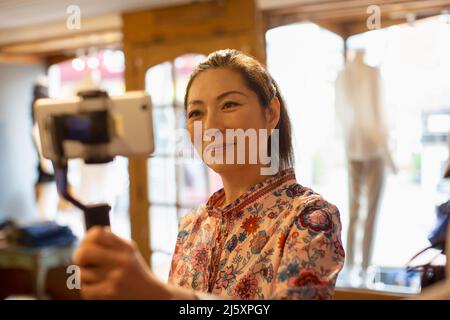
left=361, top=157, right=385, bottom=272
left=346, top=160, right=363, bottom=270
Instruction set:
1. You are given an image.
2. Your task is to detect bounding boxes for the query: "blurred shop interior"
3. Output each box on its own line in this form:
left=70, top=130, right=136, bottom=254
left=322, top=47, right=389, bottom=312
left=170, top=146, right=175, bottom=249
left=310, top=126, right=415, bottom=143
left=0, top=0, right=450, bottom=299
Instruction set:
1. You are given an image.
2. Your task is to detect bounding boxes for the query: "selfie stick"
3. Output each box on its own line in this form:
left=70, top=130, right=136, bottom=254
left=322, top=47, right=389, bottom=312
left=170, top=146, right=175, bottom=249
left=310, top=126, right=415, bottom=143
left=52, top=90, right=112, bottom=230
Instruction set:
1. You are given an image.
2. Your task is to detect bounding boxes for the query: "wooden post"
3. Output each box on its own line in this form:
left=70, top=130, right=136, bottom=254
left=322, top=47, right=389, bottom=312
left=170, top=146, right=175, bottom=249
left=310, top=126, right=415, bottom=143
left=124, top=47, right=151, bottom=266
left=122, top=0, right=265, bottom=268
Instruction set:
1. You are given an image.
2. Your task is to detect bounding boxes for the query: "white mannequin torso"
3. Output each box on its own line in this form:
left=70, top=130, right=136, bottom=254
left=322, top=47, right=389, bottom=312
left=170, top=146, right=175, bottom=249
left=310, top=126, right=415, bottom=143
left=335, top=52, right=394, bottom=169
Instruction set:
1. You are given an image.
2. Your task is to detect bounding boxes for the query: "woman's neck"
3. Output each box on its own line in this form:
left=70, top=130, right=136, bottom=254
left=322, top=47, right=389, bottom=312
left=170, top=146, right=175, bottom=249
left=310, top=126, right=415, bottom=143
left=218, top=166, right=275, bottom=208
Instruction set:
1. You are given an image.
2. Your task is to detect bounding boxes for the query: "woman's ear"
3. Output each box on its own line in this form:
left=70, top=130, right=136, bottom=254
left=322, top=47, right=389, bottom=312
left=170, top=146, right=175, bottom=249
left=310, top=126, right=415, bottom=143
left=265, top=96, right=281, bottom=131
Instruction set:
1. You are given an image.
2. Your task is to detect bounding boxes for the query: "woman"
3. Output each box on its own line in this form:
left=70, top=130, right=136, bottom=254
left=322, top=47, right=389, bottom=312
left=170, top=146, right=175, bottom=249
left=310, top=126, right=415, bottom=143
left=73, top=49, right=345, bottom=300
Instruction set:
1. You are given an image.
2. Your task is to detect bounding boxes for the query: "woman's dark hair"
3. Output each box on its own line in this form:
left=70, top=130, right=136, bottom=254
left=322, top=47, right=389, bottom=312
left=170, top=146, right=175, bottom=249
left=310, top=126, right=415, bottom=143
left=184, top=49, right=294, bottom=171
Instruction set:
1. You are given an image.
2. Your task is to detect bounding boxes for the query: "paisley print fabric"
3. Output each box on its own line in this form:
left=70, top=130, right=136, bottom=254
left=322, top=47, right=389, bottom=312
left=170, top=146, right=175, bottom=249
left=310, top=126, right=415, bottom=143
left=168, top=168, right=345, bottom=299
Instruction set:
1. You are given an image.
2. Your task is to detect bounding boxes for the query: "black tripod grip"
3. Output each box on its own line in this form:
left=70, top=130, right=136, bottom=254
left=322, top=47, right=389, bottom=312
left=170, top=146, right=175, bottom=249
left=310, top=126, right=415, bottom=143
left=84, top=204, right=111, bottom=230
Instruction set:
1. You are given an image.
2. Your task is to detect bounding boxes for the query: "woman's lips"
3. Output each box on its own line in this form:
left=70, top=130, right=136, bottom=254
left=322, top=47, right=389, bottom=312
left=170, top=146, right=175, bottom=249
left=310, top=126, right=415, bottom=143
left=204, top=142, right=236, bottom=154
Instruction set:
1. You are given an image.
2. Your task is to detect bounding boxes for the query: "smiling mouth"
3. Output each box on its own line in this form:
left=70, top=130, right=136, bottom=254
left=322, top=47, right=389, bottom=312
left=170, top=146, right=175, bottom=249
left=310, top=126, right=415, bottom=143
left=205, top=142, right=236, bottom=154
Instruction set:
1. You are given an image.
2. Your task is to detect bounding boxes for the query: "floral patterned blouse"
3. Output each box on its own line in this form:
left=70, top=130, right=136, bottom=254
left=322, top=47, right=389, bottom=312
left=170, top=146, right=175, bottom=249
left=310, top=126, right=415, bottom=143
left=168, top=168, right=345, bottom=300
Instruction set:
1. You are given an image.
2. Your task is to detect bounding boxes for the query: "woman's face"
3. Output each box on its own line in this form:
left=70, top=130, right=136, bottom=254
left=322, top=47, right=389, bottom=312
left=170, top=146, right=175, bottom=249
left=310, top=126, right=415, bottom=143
left=186, top=68, right=279, bottom=174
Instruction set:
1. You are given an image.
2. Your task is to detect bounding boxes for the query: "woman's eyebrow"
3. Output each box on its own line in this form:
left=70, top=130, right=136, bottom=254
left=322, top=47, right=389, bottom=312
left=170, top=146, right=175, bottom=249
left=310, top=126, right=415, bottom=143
left=187, top=90, right=247, bottom=106
left=216, top=90, right=248, bottom=100
left=187, top=99, right=203, bottom=106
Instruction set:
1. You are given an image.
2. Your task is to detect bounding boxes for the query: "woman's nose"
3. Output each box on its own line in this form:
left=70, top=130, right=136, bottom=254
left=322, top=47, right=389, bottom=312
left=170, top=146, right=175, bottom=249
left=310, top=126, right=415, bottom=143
left=204, top=111, right=224, bottom=133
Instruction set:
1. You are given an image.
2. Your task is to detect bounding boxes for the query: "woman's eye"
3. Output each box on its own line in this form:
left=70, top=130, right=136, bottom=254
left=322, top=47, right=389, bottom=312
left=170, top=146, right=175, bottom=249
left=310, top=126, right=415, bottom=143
left=188, top=110, right=201, bottom=119
left=222, top=102, right=240, bottom=109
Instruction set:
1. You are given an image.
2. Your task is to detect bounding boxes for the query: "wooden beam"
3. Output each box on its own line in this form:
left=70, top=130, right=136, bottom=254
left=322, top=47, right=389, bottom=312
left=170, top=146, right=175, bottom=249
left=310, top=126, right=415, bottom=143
left=265, top=0, right=450, bottom=37
left=44, top=53, right=76, bottom=68
left=0, top=13, right=122, bottom=47
left=0, top=53, right=43, bottom=65
left=0, top=28, right=121, bottom=52
left=339, top=15, right=436, bottom=39
left=266, top=0, right=450, bottom=16
left=314, top=21, right=347, bottom=37
left=0, top=31, right=122, bottom=56
left=123, top=0, right=257, bottom=45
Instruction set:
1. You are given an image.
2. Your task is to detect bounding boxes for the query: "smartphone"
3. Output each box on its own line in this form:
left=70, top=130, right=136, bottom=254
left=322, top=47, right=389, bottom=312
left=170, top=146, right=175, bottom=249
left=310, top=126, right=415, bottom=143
left=34, top=91, right=154, bottom=162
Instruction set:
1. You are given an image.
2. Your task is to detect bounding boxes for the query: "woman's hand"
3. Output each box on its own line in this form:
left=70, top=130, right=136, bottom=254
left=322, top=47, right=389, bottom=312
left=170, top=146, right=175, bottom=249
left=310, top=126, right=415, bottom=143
left=73, top=226, right=171, bottom=300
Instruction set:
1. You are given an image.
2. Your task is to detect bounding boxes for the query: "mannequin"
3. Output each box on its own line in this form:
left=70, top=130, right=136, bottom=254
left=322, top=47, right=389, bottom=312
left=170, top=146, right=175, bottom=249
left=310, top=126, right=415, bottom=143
left=335, top=49, right=396, bottom=285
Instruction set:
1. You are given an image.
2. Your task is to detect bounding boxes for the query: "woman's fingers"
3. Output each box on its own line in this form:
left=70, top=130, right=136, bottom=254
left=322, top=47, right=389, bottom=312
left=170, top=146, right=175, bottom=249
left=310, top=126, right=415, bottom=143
left=80, top=266, right=109, bottom=285
left=72, top=226, right=150, bottom=299
left=82, top=226, right=133, bottom=251
left=73, top=242, right=123, bottom=268
left=81, top=281, right=117, bottom=300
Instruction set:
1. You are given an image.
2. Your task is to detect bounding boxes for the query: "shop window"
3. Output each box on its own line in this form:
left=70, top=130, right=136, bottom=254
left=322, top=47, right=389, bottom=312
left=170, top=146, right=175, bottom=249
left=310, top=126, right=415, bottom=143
left=145, top=54, right=222, bottom=280
left=266, top=16, right=450, bottom=292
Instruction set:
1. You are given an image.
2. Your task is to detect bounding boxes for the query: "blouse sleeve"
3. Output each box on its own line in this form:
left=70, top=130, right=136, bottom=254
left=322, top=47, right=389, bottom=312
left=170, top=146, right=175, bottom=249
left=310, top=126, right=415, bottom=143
left=167, top=210, right=196, bottom=283
left=270, top=199, right=345, bottom=300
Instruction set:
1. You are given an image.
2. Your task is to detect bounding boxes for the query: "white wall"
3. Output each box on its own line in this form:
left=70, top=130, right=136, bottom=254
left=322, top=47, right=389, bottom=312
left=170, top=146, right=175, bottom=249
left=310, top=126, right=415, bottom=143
left=0, top=63, right=45, bottom=224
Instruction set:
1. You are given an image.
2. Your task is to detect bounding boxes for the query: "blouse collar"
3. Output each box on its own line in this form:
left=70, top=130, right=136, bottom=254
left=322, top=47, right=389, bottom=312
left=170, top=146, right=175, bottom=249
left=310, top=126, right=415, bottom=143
left=205, top=168, right=297, bottom=220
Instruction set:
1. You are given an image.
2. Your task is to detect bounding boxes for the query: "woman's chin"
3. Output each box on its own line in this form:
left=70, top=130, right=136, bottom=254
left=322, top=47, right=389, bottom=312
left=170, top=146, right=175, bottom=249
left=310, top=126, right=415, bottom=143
left=205, top=162, right=254, bottom=175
